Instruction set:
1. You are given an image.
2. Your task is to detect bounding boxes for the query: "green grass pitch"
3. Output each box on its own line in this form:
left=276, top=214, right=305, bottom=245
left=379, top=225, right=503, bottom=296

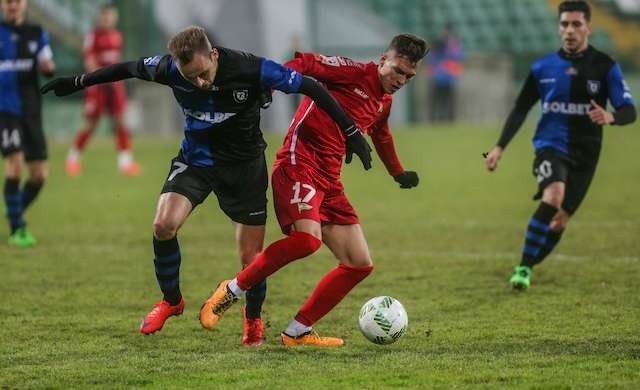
left=1, top=123, right=639, bottom=388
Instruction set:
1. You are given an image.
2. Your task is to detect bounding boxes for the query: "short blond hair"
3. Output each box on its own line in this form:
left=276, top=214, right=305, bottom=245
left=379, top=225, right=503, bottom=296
left=167, top=25, right=212, bottom=65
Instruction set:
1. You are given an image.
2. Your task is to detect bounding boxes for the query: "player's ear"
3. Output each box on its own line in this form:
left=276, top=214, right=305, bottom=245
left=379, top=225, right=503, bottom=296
left=210, top=48, right=219, bottom=62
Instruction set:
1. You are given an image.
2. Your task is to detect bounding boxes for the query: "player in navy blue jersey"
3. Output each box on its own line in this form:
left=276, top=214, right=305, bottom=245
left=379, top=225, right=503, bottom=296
left=42, top=25, right=372, bottom=343
left=1, top=0, right=55, bottom=247
left=484, top=0, right=636, bottom=290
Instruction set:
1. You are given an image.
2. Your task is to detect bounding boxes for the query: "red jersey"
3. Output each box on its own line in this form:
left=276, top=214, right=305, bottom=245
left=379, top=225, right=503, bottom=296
left=275, top=52, right=404, bottom=186
left=83, top=28, right=123, bottom=68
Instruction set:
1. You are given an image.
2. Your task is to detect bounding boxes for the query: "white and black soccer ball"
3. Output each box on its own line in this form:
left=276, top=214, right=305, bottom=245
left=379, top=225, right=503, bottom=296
left=358, top=296, right=408, bottom=345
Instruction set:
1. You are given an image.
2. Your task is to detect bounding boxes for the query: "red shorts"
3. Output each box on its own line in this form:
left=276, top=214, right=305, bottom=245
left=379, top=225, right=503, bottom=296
left=84, top=81, right=127, bottom=119
left=271, top=163, right=359, bottom=234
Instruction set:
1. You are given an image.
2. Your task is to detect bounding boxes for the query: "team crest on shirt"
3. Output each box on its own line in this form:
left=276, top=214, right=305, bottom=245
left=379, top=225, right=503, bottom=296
left=28, top=41, right=38, bottom=54
left=233, top=89, right=249, bottom=103
left=297, top=202, right=313, bottom=213
left=587, top=80, right=600, bottom=95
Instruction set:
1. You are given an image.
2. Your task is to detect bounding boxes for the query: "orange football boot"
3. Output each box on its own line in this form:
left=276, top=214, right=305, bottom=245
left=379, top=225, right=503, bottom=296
left=280, top=331, right=344, bottom=347
left=65, top=159, right=82, bottom=177
left=120, top=161, right=142, bottom=176
left=199, top=280, right=237, bottom=330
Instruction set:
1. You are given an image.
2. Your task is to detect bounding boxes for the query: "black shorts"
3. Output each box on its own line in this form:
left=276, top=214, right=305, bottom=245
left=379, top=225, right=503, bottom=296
left=160, top=153, right=268, bottom=225
left=532, top=148, right=598, bottom=214
left=0, top=113, right=47, bottom=161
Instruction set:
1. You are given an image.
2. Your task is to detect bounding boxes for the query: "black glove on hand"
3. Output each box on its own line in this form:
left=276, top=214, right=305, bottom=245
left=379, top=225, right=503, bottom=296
left=394, top=171, right=419, bottom=189
left=40, top=75, right=85, bottom=96
left=343, top=125, right=372, bottom=170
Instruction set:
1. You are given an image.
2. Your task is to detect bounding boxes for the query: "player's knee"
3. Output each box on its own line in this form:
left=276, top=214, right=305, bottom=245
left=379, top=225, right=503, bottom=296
left=290, top=230, right=322, bottom=257
left=153, top=219, right=179, bottom=240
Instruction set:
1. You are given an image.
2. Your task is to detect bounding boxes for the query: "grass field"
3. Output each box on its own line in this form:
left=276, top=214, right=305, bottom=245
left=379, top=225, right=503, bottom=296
left=1, top=123, right=639, bottom=389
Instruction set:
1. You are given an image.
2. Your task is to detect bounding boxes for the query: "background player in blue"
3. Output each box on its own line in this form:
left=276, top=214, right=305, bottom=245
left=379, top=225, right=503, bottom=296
left=484, top=0, right=636, bottom=290
left=41, top=25, right=372, bottom=344
left=1, top=0, right=55, bottom=247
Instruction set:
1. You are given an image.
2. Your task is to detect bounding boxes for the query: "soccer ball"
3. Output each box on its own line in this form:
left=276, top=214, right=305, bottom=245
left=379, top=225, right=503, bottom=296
left=358, top=296, right=408, bottom=345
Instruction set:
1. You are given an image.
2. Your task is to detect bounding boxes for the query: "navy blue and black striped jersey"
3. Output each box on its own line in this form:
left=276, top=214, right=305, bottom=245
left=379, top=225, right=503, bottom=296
left=0, top=22, right=53, bottom=116
left=134, top=47, right=302, bottom=166
left=499, top=45, right=635, bottom=160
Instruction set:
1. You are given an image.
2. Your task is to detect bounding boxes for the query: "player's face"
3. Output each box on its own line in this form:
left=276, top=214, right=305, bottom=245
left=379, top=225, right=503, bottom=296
left=378, top=50, right=419, bottom=94
left=559, top=11, right=591, bottom=53
left=179, top=49, right=219, bottom=90
left=97, top=8, right=118, bottom=29
left=1, top=0, right=27, bottom=25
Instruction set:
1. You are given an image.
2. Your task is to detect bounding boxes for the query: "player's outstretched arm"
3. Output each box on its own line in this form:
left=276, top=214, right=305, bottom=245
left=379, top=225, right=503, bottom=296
left=41, top=61, right=139, bottom=96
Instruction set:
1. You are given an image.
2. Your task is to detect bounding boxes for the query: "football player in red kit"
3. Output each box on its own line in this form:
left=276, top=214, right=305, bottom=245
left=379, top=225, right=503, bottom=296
left=66, top=3, right=141, bottom=176
left=199, top=34, right=428, bottom=346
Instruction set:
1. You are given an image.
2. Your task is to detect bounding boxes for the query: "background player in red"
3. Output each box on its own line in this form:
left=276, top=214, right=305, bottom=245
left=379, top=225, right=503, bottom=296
left=199, top=34, right=428, bottom=346
left=65, top=3, right=141, bottom=176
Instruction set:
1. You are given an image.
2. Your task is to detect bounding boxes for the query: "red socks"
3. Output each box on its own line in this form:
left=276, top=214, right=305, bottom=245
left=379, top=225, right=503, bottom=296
left=74, top=127, right=93, bottom=150
left=236, top=231, right=321, bottom=290
left=115, top=124, right=131, bottom=151
left=295, top=263, right=373, bottom=326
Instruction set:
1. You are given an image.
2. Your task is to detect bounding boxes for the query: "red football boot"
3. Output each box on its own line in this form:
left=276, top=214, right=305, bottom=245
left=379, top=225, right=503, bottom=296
left=242, top=307, right=264, bottom=346
left=139, top=298, right=184, bottom=335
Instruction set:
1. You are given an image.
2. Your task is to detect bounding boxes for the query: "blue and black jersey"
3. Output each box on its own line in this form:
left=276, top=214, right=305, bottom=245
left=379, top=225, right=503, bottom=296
left=134, top=47, right=302, bottom=166
left=498, top=45, right=635, bottom=162
left=0, top=22, right=52, bottom=116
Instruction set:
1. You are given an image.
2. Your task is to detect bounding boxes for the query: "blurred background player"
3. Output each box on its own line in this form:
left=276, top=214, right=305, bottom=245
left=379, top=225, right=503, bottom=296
left=199, top=34, right=427, bottom=347
left=42, top=25, right=371, bottom=344
left=1, top=0, right=54, bottom=247
left=426, top=24, right=463, bottom=123
left=484, top=0, right=636, bottom=290
left=65, top=3, right=141, bottom=176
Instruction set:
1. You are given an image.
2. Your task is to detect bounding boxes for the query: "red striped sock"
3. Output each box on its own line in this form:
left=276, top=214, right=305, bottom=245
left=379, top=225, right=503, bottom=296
left=295, top=263, right=373, bottom=326
left=236, top=231, right=321, bottom=290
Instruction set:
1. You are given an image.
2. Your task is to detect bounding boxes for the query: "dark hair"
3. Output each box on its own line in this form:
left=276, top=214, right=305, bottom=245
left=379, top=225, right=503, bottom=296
left=558, top=0, right=591, bottom=21
left=100, top=2, right=116, bottom=11
left=167, top=25, right=213, bottom=65
left=386, top=34, right=429, bottom=64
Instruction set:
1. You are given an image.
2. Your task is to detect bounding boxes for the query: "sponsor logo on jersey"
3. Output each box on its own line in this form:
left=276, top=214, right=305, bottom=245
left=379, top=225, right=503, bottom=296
left=183, top=108, right=236, bottom=124
left=353, top=87, right=369, bottom=99
left=540, top=78, right=556, bottom=84
left=233, top=89, right=248, bottom=103
left=542, top=101, right=591, bottom=115
left=587, top=80, right=600, bottom=95
left=143, top=55, right=162, bottom=66
left=0, top=59, right=34, bottom=72
left=28, top=41, right=38, bottom=54
left=565, top=67, right=578, bottom=75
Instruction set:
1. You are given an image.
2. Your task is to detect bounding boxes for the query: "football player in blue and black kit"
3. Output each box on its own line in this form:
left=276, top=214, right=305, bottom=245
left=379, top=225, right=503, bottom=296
left=484, top=0, right=636, bottom=290
left=42, top=25, right=372, bottom=343
left=1, top=0, right=55, bottom=247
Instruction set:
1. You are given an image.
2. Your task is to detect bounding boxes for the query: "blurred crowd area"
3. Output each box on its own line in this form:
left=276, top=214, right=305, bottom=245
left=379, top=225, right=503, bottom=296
left=15, top=0, right=640, bottom=135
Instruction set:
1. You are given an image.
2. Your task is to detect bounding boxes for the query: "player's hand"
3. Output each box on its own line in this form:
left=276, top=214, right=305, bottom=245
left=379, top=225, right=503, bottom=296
left=344, top=125, right=372, bottom=170
left=394, top=171, right=419, bottom=189
left=589, top=99, right=614, bottom=125
left=40, top=75, right=85, bottom=96
left=484, top=146, right=503, bottom=172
